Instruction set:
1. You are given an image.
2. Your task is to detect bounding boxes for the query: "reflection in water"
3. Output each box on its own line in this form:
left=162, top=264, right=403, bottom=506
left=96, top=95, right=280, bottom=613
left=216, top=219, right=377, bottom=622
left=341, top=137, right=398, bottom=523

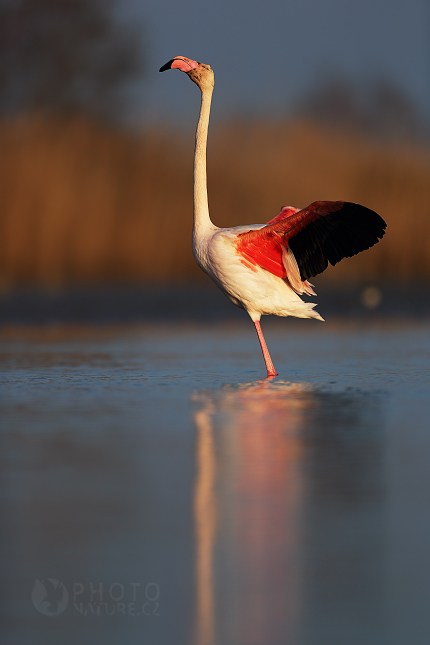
left=192, top=380, right=383, bottom=645
left=194, top=398, right=217, bottom=645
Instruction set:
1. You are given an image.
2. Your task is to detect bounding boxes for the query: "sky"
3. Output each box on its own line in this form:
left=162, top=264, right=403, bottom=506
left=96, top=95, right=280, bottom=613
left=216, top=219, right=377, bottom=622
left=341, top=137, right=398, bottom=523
left=119, top=0, right=430, bottom=128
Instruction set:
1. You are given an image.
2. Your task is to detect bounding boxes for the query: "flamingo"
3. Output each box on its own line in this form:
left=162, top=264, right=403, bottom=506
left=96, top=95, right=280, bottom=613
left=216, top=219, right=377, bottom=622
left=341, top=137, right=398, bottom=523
left=159, top=56, right=386, bottom=378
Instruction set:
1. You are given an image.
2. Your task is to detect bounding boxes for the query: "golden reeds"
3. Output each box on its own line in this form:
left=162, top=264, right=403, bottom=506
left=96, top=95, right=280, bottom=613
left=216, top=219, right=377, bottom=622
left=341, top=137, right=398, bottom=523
left=0, top=116, right=429, bottom=287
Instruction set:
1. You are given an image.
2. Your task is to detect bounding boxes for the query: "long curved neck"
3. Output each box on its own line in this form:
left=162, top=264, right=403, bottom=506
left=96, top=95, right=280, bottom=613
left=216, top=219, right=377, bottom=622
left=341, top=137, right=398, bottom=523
left=193, top=86, right=214, bottom=237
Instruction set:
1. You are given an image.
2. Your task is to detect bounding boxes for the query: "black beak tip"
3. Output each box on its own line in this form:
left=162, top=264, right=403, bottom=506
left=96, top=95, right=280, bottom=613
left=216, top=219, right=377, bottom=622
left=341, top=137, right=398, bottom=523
left=159, top=59, right=174, bottom=73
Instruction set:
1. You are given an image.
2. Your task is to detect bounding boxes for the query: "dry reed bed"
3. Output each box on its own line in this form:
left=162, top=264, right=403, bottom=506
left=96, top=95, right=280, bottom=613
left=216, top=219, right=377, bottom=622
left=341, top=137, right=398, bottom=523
left=0, top=116, right=429, bottom=287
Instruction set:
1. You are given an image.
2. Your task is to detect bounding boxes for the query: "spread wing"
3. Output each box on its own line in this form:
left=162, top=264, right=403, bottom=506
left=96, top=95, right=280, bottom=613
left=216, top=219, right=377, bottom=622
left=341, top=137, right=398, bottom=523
left=236, top=200, right=387, bottom=282
left=264, top=205, right=299, bottom=226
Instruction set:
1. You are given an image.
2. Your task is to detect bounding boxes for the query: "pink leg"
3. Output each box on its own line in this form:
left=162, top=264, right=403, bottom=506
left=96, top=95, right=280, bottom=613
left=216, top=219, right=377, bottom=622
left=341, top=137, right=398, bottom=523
left=254, top=320, right=278, bottom=377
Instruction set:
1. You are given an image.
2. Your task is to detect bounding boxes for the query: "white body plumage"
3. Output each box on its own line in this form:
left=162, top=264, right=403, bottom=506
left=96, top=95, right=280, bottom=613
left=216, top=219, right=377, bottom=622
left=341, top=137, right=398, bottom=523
left=193, top=224, right=323, bottom=323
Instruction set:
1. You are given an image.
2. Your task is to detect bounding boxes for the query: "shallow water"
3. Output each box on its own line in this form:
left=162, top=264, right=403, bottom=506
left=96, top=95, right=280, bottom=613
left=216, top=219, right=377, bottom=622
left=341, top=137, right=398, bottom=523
left=1, top=320, right=430, bottom=645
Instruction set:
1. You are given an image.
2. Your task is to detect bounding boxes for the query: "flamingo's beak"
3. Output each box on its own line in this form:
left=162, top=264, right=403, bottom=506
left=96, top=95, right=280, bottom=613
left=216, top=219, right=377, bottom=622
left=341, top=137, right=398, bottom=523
left=159, top=59, right=175, bottom=72
left=159, top=56, right=200, bottom=73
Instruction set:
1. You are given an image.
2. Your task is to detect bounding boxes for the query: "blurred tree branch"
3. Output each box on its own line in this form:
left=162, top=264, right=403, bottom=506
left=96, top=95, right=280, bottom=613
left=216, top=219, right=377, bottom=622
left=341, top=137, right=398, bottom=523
left=297, top=75, right=427, bottom=142
left=0, top=0, right=144, bottom=124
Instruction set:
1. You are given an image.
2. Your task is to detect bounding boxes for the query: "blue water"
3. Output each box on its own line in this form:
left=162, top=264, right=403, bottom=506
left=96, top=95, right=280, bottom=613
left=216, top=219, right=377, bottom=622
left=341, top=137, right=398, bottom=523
left=1, top=320, right=430, bottom=645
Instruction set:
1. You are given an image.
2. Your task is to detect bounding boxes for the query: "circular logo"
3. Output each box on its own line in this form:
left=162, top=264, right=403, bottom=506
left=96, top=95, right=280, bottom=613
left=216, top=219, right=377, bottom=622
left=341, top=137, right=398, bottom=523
left=32, top=579, right=68, bottom=616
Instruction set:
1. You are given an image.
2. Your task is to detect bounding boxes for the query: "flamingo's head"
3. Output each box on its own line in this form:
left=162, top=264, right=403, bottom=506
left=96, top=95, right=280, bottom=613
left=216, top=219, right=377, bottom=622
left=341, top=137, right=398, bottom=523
left=159, top=56, right=214, bottom=91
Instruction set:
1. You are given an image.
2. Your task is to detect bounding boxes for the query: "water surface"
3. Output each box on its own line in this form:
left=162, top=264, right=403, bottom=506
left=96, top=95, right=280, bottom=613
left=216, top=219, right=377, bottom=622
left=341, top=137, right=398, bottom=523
left=1, top=320, right=429, bottom=644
